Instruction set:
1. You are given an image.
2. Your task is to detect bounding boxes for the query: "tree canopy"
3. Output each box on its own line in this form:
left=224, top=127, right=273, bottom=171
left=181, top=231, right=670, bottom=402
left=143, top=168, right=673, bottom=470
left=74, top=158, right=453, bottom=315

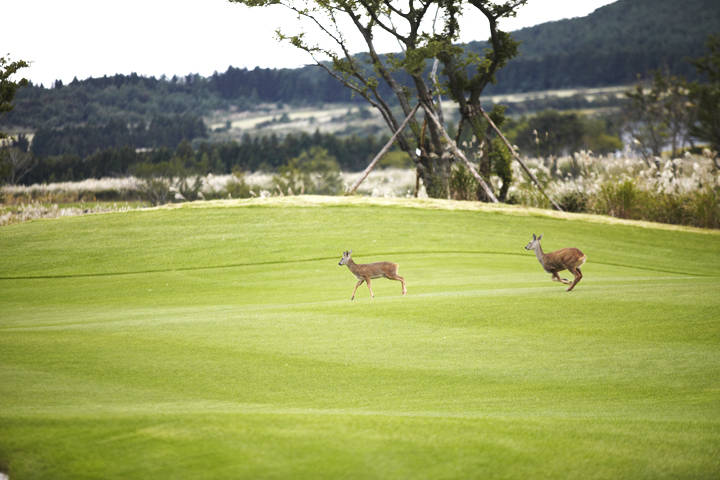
left=0, top=55, right=30, bottom=140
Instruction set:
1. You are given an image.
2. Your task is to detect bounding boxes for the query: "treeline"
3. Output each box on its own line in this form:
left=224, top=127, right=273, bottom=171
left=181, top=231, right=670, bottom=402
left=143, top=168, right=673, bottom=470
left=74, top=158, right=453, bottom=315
left=497, top=93, right=626, bottom=117
left=31, top=113, right=207, bottom=158
left=505, top=110, right=623, bottom=157
left=480, top=0, right=719, bottom=93
left=18, top=130, right=395, bottom=185
left=488, top=48, right=703, bottom=94
left=0, top=67, right=360, bottom=130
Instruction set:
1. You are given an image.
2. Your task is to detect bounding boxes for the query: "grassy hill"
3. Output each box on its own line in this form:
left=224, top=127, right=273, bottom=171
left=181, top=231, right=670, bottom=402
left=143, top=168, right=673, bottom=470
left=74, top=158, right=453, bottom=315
left=1, top=197, right=719, bottom=478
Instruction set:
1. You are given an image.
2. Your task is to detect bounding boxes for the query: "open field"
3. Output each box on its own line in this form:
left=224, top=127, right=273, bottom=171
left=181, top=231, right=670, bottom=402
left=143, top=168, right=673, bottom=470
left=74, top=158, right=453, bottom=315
left=1, top=197, right=719, bottom=479
left=204, top=85, right=629, bottom=140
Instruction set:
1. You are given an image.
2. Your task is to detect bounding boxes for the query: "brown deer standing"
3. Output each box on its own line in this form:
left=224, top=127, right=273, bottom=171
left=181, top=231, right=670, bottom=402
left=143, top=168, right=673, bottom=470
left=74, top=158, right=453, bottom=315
left=338, top=250, right=406, bottom=300
left=525, top=234, right=587, bottom=291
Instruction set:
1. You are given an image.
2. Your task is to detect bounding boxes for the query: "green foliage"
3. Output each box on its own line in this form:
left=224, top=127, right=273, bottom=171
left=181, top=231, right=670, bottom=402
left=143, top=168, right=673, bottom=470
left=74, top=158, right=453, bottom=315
left=379, top=150, right=413, bottom=169
left=30, top=114, right=208, bottom=159
left=449, top=162, right=478, bottom=201
left=509, top=110, right=623, bottom=158
left=596, top=179, right=644, bottom=220
left=689, top=34, right=720, bottom=152
left=273, top=146, right=342, bottom=195
left=585, top=181, right=720, bottom=229
left=0, top=55, right=29, bottom=140
left=477, top=0, right=720, bottom=94
left=131, top=157, right=204, bottom=206
left=20, top=130, right=395, bottom=185
left=692, top=186, right=720, bottom=229
left=512, top=110, right=585, bottom=157
left=0, top=148, right=10, bottom=181
left=224, top=170, right=254, bottom=199
left=487, top=137, right=511, bottom=200
left=624, top=70, right=696, bottom=163
left=0, top=146, right=36, bottom=186
left=556, top=188, right=588, bottom=213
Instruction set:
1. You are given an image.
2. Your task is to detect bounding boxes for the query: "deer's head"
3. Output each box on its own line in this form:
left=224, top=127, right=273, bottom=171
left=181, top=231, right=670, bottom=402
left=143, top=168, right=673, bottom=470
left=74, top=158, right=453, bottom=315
left=525, top=233, right=544, bottom=250
left=338, top=250, right=353, bottom=266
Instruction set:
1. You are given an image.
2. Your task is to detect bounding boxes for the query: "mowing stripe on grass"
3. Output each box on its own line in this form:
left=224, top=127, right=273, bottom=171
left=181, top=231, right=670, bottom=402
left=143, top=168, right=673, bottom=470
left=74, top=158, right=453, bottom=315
left=0, top=250, right=711, bottom=280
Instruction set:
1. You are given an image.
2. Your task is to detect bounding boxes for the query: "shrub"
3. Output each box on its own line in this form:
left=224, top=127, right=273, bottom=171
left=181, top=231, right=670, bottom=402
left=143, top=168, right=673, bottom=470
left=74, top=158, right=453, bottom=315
left=273, top=147, right=342, bottom=195
left=557, top=189, right=588, bottom=213
left=693, top=187, right=720, bottom=229
left=595, top=179, right=645, bottom=220
left=450, top=163, right=478, bottom=201
left=224, top=170, right=253, bottom=199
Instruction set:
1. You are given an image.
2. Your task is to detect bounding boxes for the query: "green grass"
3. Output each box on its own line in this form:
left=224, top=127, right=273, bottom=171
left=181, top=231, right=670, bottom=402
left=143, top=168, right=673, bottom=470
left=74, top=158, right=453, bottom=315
left=1, top=197, right=719, bottom=479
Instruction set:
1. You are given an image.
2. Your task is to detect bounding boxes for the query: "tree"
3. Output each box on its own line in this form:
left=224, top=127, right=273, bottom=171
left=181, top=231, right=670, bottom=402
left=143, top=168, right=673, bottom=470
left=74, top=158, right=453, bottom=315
left=230, top=0, right=526, bottom=199
left=513, top=110, right=585, bottom=158
left=132, top=158, right=203, bottom=206
left=0, top=55, right=30, bottom=141
left=0, top=147, right=36, bottom=186
left=688, top=34, right=720, bottom=153
left=623, top=70, right=696, bottom=166
left=273, top=146, right=342, bottom=195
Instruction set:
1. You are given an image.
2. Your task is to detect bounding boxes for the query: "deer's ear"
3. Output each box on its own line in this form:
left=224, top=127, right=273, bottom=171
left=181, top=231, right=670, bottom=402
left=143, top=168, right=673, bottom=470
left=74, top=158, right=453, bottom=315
left=349, top=249, right=353, bottom=255
left=532, top=234, right=536, bottom=240
left=538, top=234, right=544, bottom=240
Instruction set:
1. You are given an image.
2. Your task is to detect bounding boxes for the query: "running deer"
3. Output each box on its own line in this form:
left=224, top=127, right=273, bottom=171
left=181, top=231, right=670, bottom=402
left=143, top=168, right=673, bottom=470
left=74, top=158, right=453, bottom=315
left=338, top=250, right=407, bottom=300
left=525, top=234, right=587, bottom=291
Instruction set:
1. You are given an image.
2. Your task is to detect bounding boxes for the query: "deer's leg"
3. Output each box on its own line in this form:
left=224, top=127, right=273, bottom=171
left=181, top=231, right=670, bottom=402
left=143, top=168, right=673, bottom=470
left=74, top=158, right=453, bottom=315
left=551, top=272, right=571, bottom=285
left=387, top=273, right=407, bottom=295
left=566, top=267, right=582, bottom=292
left=351, top=279, right=364, bottom=300
left=365, top=277, right=374, bottom=298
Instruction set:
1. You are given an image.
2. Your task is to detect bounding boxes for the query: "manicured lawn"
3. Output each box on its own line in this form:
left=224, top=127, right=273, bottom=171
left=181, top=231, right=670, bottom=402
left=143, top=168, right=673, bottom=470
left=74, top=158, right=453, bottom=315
left=1, top=197, right=719, bottom=479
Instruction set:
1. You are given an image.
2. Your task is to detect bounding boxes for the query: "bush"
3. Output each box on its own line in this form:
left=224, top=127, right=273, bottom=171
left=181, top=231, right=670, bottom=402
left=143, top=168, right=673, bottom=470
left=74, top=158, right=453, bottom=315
left=450, top=163, right=479, bottom=201
left=225, top=170, right=254, bottom=199
left=693, top=187, right=720, bottom=229
left=595, top=179, right=645, bottom=220
left=273, top=147, right=342, bottom=195
left=557, top=189, right=588, bottom=213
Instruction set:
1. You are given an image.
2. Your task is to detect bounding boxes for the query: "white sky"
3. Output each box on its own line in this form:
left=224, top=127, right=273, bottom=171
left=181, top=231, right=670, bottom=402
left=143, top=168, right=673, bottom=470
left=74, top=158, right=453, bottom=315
left=2, top=0, right=617, bottom=87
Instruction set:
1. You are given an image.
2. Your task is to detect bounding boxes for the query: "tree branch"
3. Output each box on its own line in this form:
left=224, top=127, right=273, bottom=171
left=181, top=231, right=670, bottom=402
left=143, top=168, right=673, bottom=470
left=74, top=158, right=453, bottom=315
left=346, top=103, right=420, bottom=195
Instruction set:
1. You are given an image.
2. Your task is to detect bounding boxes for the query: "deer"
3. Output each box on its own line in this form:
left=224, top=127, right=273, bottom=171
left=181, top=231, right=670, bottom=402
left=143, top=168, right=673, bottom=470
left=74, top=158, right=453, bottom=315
left=338, top=250, right=407, bottom=300
left=525, top=234, right=587, bottom=291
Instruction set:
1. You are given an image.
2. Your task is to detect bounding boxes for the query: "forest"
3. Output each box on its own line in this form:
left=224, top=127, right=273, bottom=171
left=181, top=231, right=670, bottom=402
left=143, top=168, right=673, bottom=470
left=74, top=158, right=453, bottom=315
left=11, top=130, right=398, bottom=185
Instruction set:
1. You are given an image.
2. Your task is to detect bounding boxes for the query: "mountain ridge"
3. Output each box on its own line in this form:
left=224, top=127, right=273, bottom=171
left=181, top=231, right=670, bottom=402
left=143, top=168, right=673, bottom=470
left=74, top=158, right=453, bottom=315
left=1, top=0, right=717, bottom=130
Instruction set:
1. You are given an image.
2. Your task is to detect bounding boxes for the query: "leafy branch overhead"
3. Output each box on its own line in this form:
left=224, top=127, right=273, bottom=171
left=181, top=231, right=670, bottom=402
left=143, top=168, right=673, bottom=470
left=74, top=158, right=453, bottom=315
left=230, top=0, right=527, bottom=200
left=0, top=55, right=30, bottom=140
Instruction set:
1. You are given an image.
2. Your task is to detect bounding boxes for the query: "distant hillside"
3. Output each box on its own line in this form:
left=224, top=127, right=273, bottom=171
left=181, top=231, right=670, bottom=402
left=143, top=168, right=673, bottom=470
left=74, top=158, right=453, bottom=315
left=1, top=0, right=717, bottom=131
left=477, top=0, right=720, bottom=93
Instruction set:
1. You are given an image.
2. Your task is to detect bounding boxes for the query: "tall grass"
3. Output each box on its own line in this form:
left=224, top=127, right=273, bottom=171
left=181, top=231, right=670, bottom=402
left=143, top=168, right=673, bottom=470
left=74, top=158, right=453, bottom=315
left=508, top=149, right=720, bottom=229
left=0, top=202, right=141, bottom=226
left=3, top=150, right=719, bottom=229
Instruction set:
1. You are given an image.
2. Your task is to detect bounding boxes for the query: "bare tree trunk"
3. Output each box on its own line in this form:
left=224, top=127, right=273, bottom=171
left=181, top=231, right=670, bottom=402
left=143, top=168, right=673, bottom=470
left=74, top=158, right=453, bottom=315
left=421, top=103, right=498, bottom=203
